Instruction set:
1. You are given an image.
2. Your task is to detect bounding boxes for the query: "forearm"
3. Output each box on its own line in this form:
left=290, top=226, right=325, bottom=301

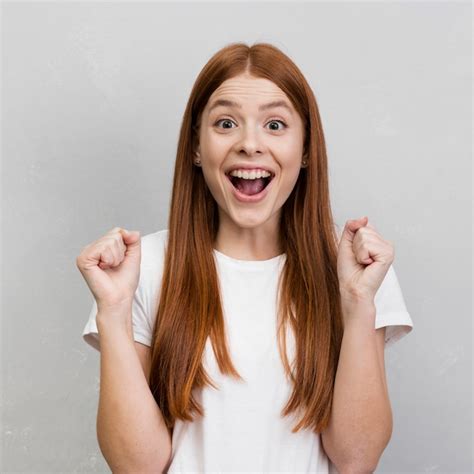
left=96, top=313, right=171, bottom=473
left=322, top=303, right=392, bottom=472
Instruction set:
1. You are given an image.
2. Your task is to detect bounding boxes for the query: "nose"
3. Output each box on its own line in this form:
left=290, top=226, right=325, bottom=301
left=235, top=124, right=265, bottom=156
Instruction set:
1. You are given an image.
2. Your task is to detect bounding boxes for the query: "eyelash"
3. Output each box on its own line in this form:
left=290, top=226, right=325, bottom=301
left=214, top=118, right=288, bottom=130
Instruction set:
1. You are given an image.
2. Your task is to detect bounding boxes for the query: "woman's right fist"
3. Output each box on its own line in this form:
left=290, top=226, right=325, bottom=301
left=76, top=227, right=141, bottom=312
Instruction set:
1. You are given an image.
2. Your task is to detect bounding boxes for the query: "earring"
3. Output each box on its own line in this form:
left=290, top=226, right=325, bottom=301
left=195, top=159, right=201, bottom=165
left=302, top=159, right=307, bottom=167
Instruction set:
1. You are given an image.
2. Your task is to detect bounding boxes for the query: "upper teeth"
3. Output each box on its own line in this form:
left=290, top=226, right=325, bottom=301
left=228, top=169, right=272, bottom=179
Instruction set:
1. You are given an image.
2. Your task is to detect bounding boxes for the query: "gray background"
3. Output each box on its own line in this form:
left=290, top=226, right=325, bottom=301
left=2, top=1, right=472, bottom=473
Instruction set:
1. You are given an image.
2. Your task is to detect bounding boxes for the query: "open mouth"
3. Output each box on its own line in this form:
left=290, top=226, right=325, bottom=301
left=225, top=172, right=275, bottom=196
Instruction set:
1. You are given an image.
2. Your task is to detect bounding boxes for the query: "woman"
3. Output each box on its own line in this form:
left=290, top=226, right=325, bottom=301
left=78, top=42, right=414, bottom=473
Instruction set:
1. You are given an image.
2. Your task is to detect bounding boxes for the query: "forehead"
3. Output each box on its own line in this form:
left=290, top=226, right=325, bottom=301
left=205, top=75, right=293, bottom=112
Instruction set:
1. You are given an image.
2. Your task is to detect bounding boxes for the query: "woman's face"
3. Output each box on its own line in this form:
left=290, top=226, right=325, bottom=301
left=195, top=73, right=306, bottom=230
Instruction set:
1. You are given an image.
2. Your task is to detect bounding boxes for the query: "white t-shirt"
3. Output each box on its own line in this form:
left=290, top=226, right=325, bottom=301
left=82, top=228, right=414, bottom=473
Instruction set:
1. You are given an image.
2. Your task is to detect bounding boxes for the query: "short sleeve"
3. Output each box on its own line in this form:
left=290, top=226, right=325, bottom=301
left=374, top=264, right=414, bottom=349
left=81, top=229, right=168, bottom=351
left=82, top=283, right=153, bottom=351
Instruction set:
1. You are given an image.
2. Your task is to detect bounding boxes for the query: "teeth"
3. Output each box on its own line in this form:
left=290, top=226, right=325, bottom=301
left=228, top=169, right=272, bottom=180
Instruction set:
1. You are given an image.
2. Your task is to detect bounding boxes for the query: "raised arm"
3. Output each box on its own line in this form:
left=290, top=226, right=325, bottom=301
left=96, top=310, right=172, bottom=473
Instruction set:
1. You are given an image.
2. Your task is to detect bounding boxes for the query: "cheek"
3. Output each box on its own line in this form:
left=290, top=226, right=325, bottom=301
left=278, top=157, right=304, bottom=193
left=282, top=168, right=302, bottom=192
left=201, top=132, right=229, bottom=157
left=199, top=162, right=227, bottom=206
left=280, top=149, right=304, bottom=173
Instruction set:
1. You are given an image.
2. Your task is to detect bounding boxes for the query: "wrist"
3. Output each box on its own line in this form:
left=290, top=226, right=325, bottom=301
left=341, top=298, right=376, bottom=326
left=96, top=307, right=134, bottom=337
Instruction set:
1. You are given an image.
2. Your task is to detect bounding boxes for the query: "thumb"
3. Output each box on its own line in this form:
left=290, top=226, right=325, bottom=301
left=122, top=229, right=140, bottom=241
left=339, top=216, right=368, bottom=249
left=120, top=229, right=141, bottom=259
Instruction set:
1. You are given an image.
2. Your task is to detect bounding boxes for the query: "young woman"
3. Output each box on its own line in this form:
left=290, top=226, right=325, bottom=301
left=78, top=42, right=414, bottom=473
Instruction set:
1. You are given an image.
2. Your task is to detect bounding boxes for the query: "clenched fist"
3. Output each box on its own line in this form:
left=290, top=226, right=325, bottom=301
left=76, top=227, right=141, bottom=313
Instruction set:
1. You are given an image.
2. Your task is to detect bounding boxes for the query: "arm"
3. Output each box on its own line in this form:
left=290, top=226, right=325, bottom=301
left=96, top=309, right=172, bottom=473
left=321, top=303, right=392, bottom=473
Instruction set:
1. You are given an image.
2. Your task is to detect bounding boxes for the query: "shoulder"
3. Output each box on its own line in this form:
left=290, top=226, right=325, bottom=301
left=139, top=229, right=169, bottom=267
left=141, top=228, right=169, bottom=250
left=136, top=229, right=169, bottom=298
left=133, top=229, right=169, bottom=327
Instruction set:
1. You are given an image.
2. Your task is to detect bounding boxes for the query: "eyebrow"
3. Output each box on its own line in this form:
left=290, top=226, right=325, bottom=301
left=208, top=99, right=293, bottom=115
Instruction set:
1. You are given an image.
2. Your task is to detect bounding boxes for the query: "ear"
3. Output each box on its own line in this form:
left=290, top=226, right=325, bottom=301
left=192, top=134, right=200, bottom=159
left=192, top=141, right=201, bottom=165
left=301, top=150, right=309, bottom=168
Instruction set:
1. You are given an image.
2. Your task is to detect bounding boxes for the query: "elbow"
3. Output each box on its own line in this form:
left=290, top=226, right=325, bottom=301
left=339, top=433, right=392, bottom=474
left=97, top=438, right=172, bottom=474
left=105, top=456, right=171, bottom=474
left=333, top=458, right=376, bottom=474
left=336, top=456, right=379, bottom=474
left=111, top=466, right=167, bottom=474
left=97, top=422, right=173, bottom=473
left=331, top=428, right=392, bottom=474
left=336, top=465, right=375, bottom=474
left=338, top=460, right=381, bottom=474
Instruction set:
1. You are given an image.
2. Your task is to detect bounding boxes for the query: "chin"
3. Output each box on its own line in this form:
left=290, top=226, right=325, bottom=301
left=227, top=207, right=276, bottom=229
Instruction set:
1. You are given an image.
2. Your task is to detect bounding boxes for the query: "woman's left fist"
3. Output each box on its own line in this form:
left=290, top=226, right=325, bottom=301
left=337, top=216, right=394, bottom=307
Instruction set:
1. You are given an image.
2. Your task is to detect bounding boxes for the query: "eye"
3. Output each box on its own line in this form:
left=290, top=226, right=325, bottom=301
left=213, top=118, right=288, bottom=130
left=214, top=118, right=236, bottom=129
left=267, top=119, right=287, bottom=131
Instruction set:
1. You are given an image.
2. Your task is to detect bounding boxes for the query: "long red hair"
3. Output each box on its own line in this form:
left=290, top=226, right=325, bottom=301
left=149, top=42, right=344, bottom=436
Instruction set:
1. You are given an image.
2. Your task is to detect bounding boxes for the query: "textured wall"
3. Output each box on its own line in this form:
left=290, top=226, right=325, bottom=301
left=2, top=2, right=471, bottom=472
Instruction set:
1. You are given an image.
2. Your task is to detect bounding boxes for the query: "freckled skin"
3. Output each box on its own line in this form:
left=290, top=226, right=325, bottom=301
left=195, top=72, right=306, bottom=260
